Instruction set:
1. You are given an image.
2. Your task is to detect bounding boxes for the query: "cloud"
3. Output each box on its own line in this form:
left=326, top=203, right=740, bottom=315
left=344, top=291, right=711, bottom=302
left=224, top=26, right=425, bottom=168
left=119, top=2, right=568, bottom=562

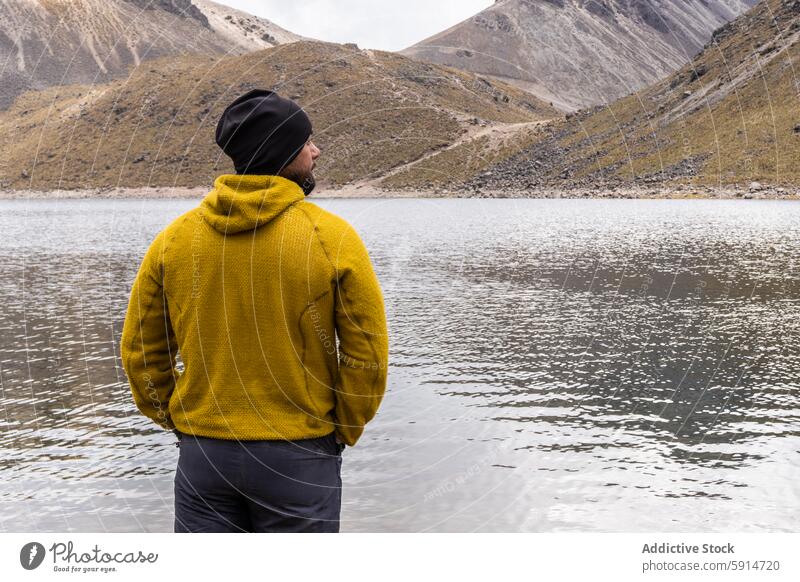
left=213, top=0, right=493, bottom=51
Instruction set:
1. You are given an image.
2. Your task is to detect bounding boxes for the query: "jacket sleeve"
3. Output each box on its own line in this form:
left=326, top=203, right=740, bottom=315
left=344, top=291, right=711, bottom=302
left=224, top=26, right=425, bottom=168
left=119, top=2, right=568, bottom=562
left=120, top=231, right=179, bottom=431
left=329, top=224, right=389, bottom=446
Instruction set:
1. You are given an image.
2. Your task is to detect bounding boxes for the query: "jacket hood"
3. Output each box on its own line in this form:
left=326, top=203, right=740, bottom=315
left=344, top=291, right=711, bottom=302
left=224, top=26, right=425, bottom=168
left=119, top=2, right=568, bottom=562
left=200, top=174, right=305, bottom=234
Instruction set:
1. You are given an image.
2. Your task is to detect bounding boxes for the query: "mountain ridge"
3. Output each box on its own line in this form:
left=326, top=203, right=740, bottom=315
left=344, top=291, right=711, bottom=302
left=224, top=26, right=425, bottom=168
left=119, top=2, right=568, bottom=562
left=0, top=0, right=302, bottom=109
left=403, top=0, right=759, bottom=111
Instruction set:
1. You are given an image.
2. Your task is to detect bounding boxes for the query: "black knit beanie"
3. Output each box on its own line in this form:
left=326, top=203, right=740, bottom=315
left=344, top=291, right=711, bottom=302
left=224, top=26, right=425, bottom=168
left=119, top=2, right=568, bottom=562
left=215, top=89, right=313, bottom=175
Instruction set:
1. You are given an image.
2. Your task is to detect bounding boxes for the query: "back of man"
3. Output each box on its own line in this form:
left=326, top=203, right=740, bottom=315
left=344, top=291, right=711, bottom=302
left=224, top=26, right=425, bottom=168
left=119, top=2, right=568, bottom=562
left=120, top=90, right=389, bottom=533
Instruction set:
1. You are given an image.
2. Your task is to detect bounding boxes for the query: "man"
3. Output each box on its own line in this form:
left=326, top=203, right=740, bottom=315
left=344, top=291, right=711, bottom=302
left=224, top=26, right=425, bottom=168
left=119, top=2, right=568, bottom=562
left=120, top=89, right=389, bottom=533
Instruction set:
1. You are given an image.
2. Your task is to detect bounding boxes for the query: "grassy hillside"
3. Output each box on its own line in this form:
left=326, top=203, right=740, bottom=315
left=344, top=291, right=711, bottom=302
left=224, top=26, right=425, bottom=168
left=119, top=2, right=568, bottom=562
left=0, top=0, right=301, bottom=110
left=0, top=41, right=558, bottom=191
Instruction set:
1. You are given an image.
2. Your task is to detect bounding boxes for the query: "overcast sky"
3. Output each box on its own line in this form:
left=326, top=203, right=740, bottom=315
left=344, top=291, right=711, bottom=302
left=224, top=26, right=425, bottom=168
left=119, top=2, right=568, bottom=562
left=213, top=0, right=494, bottom=51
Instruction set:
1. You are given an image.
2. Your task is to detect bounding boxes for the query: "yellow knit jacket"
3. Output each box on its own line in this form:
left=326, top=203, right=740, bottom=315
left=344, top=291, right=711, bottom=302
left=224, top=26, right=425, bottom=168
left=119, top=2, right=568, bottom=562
left=120, top=174, right=389, bottom=446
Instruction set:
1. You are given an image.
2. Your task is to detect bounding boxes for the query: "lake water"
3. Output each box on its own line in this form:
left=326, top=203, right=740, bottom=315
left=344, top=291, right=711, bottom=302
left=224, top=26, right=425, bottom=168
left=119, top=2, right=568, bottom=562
left=1, top=198, right=799, bottom=532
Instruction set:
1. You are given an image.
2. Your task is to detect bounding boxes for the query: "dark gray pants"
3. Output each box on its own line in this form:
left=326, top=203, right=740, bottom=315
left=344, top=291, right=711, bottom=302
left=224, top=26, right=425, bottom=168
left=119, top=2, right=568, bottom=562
left=174, top=431, right=343, bottom=533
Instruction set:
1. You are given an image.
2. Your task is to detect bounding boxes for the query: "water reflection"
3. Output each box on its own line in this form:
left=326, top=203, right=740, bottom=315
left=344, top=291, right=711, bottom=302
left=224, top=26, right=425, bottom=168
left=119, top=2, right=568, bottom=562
left=1, top=198, right=798, bottom=532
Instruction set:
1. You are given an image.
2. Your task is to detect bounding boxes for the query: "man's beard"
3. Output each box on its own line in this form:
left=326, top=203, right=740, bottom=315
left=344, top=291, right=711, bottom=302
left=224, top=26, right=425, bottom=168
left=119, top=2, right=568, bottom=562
left=282, top=168, right=316, bottom=196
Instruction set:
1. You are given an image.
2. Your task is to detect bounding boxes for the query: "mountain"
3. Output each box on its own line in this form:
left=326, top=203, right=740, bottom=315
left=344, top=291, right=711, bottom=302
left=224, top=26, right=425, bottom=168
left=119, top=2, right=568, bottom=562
left=0, top=40, right=559, bottom=191
left=403, top=0, right=758, bottom=111
left=0, top=0, right=302, bottom=109
left=388, top=0, right=799, bottom=192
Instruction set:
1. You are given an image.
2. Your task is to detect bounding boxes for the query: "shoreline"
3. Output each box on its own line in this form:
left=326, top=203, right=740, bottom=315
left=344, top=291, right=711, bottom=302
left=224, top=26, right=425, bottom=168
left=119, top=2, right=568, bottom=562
left=1, top=184, right=798, bottom=200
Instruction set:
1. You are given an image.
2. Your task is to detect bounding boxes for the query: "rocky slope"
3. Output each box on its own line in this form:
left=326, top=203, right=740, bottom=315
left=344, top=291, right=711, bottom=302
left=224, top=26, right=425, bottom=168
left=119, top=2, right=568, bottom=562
left=0, top=40, right=558, bottom=190
left=403, top=0, right=758, bottom=111
left=0, top=0, right=301, bottom=109
left=396, top=0, right=798, bottom=193
left=191, top=0, right=304, bottom=48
